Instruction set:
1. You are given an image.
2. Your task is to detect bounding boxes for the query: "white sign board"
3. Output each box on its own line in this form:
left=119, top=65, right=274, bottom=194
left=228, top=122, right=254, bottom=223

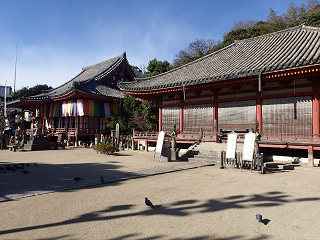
left=155, top=131, right=165, bottom=154
left=242, top=132, right=256, bottom=161
left=226, top=133, right=237, bottom=159
left=116, top=123, right=120, bottom=140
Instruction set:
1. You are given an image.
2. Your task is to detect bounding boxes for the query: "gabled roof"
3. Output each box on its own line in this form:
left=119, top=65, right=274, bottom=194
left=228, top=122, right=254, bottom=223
left=119, top=25, right=320, bottom=92
left=22, top=52, right=131, bottom=101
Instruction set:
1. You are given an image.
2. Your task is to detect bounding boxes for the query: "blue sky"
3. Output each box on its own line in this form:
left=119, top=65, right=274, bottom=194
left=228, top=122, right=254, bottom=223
left=0, top=0, right=308, bottom=91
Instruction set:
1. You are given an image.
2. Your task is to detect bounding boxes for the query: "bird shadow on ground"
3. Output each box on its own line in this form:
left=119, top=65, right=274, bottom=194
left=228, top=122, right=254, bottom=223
left=261, top=219, right=271, bottom=225
left=0, top=190, right=318, bottom=237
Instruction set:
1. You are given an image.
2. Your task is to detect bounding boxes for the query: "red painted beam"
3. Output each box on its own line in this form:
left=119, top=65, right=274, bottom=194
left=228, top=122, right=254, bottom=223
left=256, top=97, right=262, bottom=133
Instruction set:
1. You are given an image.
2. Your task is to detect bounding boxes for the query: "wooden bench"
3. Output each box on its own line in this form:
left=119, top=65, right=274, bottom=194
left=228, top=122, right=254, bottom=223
left=8, top=145, right=18, bottom=152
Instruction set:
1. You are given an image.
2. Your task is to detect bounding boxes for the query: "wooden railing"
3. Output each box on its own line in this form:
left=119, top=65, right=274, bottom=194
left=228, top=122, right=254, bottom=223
left=132, top=131, right=208, bottom=140
left=47, top=127, right=106, bottom=136
left=261, top=133, right=320, bottom=143
left=132, top=131, right=159, bottom=138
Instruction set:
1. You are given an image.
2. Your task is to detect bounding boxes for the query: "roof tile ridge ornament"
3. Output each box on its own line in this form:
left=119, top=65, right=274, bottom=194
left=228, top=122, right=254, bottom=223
left=301, top=24, right=320, bottom=32
left=93, top=53, right=127, bottom=81
left=82, top=52, right=125, bottom=71
left=233, top=24, right=308, bottom=44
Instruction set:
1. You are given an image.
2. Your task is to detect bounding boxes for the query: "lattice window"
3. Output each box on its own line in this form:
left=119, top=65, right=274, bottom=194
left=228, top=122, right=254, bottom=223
left=218, top=100, right=256, bottom=131
left=162, top=106, right=180, bottom=132
left=100, top=118, right=106, bottom=132
left=183, top=104, right=213, bottom=133
left=80, top=116, right=88, bottom=131
left=262, top=96, right=312, bottom=134
left=75, top=117, right=79, bottom=129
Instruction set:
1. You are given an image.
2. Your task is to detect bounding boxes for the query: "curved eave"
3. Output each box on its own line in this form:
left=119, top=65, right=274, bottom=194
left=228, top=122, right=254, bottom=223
left=6, top=98, right=52, bottom=109
left=51, top=89, right=121, bottom=102
left=124, top=65, right=320, bottom=99
left=6, top=89, right=122, bottom=110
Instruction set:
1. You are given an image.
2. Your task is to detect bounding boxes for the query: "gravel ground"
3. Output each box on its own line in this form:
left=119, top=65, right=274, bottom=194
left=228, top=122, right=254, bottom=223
left=0, top=147, right=320, bottom=239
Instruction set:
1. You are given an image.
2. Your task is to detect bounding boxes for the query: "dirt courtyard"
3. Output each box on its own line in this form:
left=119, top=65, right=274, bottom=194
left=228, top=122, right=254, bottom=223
left=1, top=147, right=320, bottom=239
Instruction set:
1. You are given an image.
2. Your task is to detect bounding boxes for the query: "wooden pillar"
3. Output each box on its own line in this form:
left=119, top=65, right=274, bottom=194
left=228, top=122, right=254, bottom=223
left=256, top=97, right=263, bottom=133
left=214, top=102, right=218, bottom=133
left=308, top=146, right=314, bottom=167
left=159, top=107, right=162, bottom=132
left=179, top=105, right=183, bottom=132
left=213, top=93, right=218, bottom=142
left=145, top=139, right=148, bottom=152
left=20, top=109, right=25, bottom=133
left=312, top=81, right=319, bottom=136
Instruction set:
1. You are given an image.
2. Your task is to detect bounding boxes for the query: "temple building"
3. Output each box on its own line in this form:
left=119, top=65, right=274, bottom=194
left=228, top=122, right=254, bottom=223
left=7, top=52, right=134, bottom=144
left=119, top=25, right=320, bottom=166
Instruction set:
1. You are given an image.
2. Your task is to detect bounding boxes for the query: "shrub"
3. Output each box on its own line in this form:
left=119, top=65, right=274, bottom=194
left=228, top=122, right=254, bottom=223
left=92, top=142, right=119, bottom=155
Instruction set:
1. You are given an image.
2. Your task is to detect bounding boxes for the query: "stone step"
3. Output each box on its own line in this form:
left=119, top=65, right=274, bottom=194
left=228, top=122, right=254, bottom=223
left=180, top=141, right=245, bottom=163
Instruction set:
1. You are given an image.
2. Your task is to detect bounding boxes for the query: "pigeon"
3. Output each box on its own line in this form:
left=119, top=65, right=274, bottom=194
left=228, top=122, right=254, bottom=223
left=13, top=164, right=19, bottom=169
left=26, top=163, right=30, bottom=167
left=100, top=175, right=104, bottom=183
left=256, top=214, right=262, bottom=222
left=74, top=177, right=82, bottom=182
left=21, top=170, right=29, bottom=174
left=145, top=198, right=154, bottom=208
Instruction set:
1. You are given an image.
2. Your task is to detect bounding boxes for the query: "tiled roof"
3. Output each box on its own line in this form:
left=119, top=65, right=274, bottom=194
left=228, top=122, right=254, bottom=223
left=119, top=25, right=320, bottom=92
left=24, top=53, right=129, bottom=100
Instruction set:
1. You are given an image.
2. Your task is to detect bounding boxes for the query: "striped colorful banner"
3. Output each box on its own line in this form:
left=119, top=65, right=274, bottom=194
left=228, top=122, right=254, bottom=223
left=83, top=99, right=89, bottom=116
left=104, top=102, right=110, bottom=118
left=40, top=100, right=115, bottom=118
left=94, top=101, right=100, bottom=117
left=72, top=100, right=77, bottom=117
left=48, top=102, right=60, bottom=117
left=113, top=103, right=118, bottom=116
left=77, top=99, right=84, bottom=116
left=88, top=100, right=95, bottom=117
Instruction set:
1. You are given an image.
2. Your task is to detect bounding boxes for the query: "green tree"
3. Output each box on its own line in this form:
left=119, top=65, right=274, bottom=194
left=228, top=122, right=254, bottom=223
left=122, top=94, right=159, bottom=132
left=288, top=3, right=320, bottom=27
left=307, top=0, right=320, bottom=11
left=146, top=58, right=172, bottom=77
left=140, top=100, right=158, bottom=131
left=230, top=19, right=257, bottom=31
left=105, top=115, right=131, bottom=133
left=12, top=84, right=53, bottom=99
left=284, top=2, right=299, bottom=24
left=172, top=38, right=220, bottom=68
left=130, top=65, right=145, bottom=78
left=123, top=94, right=141, bottom=114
